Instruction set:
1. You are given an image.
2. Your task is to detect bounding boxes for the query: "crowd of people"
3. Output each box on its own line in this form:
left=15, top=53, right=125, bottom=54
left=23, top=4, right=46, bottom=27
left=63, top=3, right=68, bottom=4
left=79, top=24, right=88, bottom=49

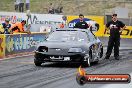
left=14, top=0, right=63, bottom=14
left=48, top=3, right=63, bottom=14
left=14, top=0, right=30, bottom=12
left=0, top=19, right=31, bottom=34
left=74, top=14, right=126, bottom=60
left=0, top=13, right=126, bottom=60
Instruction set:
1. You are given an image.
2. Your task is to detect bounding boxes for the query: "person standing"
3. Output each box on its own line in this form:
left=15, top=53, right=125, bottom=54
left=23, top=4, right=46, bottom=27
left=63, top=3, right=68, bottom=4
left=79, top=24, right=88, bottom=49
left=104, top=14, right=126, bottom=60
left=0, top=24, right=4, bottom=34
left=74, top=14, right=89, bottom=29
left=26, top=10, right=32, bottom=24
left=26, top=0, right=30, bottom=10
left=19, top=0, right=24, bottom=12
left=14, top=0, right=20, bottom=11
left=1, top=19, right=11, bottom=34
left=48, top=3, right=54, bottom=14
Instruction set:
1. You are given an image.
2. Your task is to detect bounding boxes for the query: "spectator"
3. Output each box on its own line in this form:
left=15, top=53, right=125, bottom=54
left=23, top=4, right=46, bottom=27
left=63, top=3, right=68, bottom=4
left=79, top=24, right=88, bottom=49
left=59, top=6, right=63, bottom=13
left=26, top=0, right=30, bottom=10
left=1, top=19, right=11, bottom=34
left=14, top=0, right=20, bottom=11
left=54, top=5, right=63, bottom=14
left=59, top=23, right=64, bottom=28
left=48, top=3, right=54, bottom=14
left=58, top=3, right=63, bottom=13
left=0, top=24, right=4, bottom=34
left=10, top=20, right=31, bottom=34
left=74, top=14, right=89, bottom=29
left=19, top=0, right=24, bottom=12
left=26, top=10, right=32, bottom=24
left=104, top=14, right=126, bottom=60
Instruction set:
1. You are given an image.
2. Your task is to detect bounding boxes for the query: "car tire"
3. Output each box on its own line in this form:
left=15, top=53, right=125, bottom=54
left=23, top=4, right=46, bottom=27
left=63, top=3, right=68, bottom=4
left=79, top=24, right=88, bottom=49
left=93, top=61, right=99, bottom=64
left=100, top=46, right=103, bottom=58
left=95, top=23, right=99, bottom=31
left=92, top=45, right=103, bottom=64
left=89, top=46, right=101, bottom=65
left=34, top=59, right=42, bottom=66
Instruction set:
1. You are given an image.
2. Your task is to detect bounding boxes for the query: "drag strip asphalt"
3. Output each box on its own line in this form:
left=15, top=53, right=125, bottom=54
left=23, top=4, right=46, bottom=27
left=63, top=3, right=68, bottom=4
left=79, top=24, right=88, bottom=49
left=0, top=37, right=132, bottom=88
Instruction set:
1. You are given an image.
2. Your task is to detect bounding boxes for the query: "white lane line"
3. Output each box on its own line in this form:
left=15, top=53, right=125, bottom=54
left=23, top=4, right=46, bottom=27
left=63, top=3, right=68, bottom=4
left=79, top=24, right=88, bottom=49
left=0, top=54, right=33, bottom=61
left=19, top=62, right=34, bottom=64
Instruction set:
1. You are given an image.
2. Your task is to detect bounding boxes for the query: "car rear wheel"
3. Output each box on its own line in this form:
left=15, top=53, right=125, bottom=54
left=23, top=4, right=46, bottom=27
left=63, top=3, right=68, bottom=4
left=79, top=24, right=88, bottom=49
left=93, top=46, right=103, bottom=64
left=87, top=47, right=101, bottom=66
left=95, top=23, right=99, bottom=31
left=100, top=47, right=103, bottom=58
left=93, top=61, right=99, bottom=64
left=86, top=57, right=91, bottom=67
left=34, top=59, right=42, bottom=66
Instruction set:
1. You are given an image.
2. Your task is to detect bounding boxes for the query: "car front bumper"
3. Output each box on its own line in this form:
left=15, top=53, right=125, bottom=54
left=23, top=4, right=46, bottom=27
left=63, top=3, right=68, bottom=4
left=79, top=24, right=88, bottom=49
left=34, top=51, right=87, bottom=63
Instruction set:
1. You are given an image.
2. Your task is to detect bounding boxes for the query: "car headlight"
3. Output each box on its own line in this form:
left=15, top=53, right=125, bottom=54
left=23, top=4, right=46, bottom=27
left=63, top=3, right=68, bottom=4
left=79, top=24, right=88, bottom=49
left=37, top=46, right=48, bottom=52
left=68, top=48, right=83, bottom=53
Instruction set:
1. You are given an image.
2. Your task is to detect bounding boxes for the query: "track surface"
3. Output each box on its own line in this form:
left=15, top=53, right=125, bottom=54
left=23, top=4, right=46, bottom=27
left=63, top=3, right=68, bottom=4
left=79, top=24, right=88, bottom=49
left=0, top=38, right=132, bottom=88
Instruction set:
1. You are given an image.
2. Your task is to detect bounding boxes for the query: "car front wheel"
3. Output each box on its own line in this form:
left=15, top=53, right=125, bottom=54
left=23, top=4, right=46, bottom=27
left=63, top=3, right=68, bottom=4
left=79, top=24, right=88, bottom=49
left=34, top=59, right=42, bottom=66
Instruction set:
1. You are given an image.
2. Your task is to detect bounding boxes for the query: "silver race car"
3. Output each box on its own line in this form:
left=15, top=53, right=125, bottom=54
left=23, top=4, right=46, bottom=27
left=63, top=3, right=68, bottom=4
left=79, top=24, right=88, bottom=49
left=34, top=28, right=103, bottom=66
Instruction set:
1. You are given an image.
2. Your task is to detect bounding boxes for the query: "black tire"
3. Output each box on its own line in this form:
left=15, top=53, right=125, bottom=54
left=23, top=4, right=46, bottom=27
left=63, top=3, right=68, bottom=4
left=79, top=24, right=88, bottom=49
left=34, top=59, right=42, bottom=66
left=93, top=46, right=103, bottom=64
left=89, top=49, right=92, bottom=59
left=93, top=60, right=99, bottom=64
left=89, top=47, right=100, bottom=65
left=100, top=47, right=103, bottom=58
left=95, top=23, right=99, bottom=31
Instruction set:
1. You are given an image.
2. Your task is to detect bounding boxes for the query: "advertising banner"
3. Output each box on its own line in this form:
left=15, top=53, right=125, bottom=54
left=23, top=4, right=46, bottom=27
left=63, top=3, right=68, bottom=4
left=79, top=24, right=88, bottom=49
left=5, top=33, right=47, bottom=56
left=104, top=26, right=132, bottom=38
left=0, top=12, right=65, bottom=24
left=0, top=12, right=65, bottom=32
left=0, top=35, right=5, bottom=59
left=67, top=16, right=105, bottom=36
left=0, top=12, right=131, bottom=38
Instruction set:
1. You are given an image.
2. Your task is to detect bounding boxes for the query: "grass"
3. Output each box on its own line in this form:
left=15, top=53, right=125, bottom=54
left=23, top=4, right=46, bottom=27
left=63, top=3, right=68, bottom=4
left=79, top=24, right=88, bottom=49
left=0, top=0, right=132, bottom=16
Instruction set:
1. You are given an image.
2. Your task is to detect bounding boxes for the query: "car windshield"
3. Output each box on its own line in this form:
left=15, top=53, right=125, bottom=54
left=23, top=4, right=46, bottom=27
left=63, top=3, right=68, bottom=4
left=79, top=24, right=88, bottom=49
left=46, top=31, right=89, bottom=42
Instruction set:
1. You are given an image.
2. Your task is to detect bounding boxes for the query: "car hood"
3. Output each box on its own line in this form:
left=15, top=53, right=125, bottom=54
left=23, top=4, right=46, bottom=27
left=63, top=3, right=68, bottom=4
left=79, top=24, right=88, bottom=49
left=37, top=41, right=91, bottom=50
